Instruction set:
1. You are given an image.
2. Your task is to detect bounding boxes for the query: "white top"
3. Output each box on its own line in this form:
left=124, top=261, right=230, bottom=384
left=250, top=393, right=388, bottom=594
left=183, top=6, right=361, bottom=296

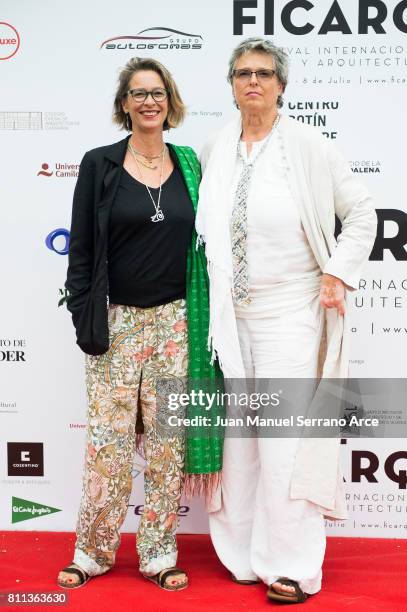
left=233, top=126, right=321, bottom=318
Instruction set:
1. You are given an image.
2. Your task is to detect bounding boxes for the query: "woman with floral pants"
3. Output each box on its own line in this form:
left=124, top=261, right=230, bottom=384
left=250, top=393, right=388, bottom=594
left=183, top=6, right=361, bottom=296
left=75, top=301, right=188, bottom=578
left=57, top=57, right=220, bottom=591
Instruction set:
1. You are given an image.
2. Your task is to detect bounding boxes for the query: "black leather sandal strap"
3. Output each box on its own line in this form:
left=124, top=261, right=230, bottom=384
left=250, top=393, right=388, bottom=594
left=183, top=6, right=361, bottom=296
left=61, top=566, right=89, bottom=584
left=275, top=579, right=307, bottom=602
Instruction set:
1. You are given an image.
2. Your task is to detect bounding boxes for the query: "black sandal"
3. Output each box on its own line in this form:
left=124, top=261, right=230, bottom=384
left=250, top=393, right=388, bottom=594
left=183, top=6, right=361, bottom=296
left=57, top=563, right=90, bottom=589
left=144, top=567, right=188, bottom=591
left=231, top=573, right=260, bottom=585
left=267, top=578, right=308, bottom=604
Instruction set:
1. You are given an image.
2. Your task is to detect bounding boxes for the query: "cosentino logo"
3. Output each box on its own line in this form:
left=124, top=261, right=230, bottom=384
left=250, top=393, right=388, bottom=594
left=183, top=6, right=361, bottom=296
left=100, top=27, right=203, bottom=51
left=0, top=22, right=20, bottom=60
left=37, top=162, right=79, bottom=178
left=7, top=443, right=44, bottom=477
left=233, top=0, right=407, bottom=35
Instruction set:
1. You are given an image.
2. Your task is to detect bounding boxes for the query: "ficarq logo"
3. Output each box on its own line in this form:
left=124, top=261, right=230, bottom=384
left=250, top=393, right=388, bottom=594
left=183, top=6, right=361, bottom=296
left=233, top=0, right=407, bottom=35
left=12, top=496, right=61, bottom=524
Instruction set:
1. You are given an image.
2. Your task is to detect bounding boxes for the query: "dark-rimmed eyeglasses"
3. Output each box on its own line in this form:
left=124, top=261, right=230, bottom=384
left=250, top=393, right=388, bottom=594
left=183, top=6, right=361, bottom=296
left=232, top=69, right=276, bottom=81
left=126, top=88, right=168, bottom=103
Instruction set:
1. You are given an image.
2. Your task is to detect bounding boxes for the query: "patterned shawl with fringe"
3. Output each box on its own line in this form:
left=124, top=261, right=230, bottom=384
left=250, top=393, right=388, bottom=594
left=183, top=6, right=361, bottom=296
left=170, top=144, right=225, bottom=498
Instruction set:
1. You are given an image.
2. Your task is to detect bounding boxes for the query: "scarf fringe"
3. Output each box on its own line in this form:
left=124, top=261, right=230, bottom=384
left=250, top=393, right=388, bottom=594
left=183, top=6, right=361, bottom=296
left=184, top=471, right=221, bottom=502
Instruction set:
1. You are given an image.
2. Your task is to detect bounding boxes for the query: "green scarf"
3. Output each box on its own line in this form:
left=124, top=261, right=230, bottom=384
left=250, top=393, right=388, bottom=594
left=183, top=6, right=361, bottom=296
left=171, top=144, right=225, bottom=493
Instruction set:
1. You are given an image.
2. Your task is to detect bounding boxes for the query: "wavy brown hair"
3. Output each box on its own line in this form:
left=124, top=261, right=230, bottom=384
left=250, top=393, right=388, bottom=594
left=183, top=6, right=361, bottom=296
left=113, top=57, right=186, bottom=131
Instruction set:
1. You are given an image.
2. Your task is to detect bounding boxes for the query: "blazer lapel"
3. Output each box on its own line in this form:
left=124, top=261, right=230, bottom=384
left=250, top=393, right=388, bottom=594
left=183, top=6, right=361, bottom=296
left=97, top=136, right=130, bottom=233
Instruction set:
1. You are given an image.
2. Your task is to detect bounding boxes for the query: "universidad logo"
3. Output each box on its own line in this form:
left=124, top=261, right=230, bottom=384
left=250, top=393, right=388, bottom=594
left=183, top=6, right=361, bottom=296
left=37, top=163, right=53, bottom=177
left=37, top=162, right=80, bottom=177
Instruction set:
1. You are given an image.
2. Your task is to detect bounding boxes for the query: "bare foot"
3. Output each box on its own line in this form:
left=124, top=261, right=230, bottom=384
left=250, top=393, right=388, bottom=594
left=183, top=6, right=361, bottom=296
left=271, top=580, right=296, bottom=597
left=57, top=563, right=89, bottom=588
left=163, top=570, right=188, bottom=589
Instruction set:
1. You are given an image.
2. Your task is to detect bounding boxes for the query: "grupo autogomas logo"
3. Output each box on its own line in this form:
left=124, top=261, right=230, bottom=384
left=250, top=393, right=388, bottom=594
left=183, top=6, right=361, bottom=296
left=100, top=26, right=203, bottom=51
left=0, top=22, right=20, bottom=60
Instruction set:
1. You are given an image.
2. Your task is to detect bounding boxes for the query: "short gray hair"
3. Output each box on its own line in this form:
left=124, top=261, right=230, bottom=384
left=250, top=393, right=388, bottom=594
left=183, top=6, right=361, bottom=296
left=227, top=37, right=289, bottom=108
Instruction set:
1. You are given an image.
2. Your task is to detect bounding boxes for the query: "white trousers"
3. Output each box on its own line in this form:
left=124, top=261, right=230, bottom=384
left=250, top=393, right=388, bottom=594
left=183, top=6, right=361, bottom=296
left=209, top=303, right=326, bottom=594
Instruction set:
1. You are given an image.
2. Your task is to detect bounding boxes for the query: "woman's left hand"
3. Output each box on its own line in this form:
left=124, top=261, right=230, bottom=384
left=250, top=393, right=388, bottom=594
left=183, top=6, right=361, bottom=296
left=319, top=273, right=346, bottom=316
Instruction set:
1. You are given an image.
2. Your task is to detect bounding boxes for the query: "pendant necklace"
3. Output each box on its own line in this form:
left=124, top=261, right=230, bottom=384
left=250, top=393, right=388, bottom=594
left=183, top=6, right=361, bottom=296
left=128, top=141, right=166, bottom=222
left=130, top=145, right=164, bottom=170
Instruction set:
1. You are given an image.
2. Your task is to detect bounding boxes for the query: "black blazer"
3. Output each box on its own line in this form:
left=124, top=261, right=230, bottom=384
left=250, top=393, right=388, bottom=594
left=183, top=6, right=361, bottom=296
left=66, top=136, right=130, bottom=354
left=66, top=135, right=186, bottom=355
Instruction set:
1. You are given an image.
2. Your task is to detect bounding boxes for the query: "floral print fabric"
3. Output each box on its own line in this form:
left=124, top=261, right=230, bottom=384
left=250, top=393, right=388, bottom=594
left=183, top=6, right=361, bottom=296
left=74, top=299, right=188, bottom=575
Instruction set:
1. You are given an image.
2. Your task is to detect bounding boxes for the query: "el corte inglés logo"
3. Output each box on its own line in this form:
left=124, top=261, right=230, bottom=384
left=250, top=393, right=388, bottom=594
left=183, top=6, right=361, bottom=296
left=12, top=496, right=61, bottom=523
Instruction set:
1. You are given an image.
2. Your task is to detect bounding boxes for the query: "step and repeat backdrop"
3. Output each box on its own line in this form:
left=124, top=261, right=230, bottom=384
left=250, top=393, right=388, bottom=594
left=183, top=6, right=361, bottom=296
left=1, top=0, right=407, bottom=538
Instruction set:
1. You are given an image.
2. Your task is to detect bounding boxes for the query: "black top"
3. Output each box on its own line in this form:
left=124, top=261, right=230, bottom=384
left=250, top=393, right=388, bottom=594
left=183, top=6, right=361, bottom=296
left=107, top=148, right=195, bottom=308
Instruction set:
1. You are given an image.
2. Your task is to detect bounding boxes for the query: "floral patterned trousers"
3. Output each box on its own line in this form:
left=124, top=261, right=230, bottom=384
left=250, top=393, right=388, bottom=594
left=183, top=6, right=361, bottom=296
left=73, top=299, right=188, bottom=576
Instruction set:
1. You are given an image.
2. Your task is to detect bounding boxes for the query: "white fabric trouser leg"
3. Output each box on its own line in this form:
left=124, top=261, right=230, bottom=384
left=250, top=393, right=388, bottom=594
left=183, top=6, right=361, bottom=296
left=209, top=304, right=326, bottom=594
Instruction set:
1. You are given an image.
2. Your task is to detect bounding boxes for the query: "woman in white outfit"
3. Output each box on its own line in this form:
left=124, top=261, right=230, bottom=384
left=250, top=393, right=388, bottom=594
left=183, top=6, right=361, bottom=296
left=196, top=38, right=377, bottom=604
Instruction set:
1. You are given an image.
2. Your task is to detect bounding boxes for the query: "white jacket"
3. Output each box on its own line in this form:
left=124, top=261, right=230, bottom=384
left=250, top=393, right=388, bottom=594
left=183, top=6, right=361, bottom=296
left=197, top=114, right=377, bottom=519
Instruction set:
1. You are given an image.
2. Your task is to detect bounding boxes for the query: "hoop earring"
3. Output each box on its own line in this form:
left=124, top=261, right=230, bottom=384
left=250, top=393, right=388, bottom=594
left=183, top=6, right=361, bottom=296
left=126, top=113, right=132, bottom=132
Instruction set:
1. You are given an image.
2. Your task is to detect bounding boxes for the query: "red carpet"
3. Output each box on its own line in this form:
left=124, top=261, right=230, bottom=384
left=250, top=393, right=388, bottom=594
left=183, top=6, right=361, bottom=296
left=1, top=533, right=406, bottom=611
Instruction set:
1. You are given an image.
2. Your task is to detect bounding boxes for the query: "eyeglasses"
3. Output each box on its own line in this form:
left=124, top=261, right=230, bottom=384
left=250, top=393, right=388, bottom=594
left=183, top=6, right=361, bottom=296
left=126, top=88, right=168, bottom=103
left=232, top=69, right=276, bottom=82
